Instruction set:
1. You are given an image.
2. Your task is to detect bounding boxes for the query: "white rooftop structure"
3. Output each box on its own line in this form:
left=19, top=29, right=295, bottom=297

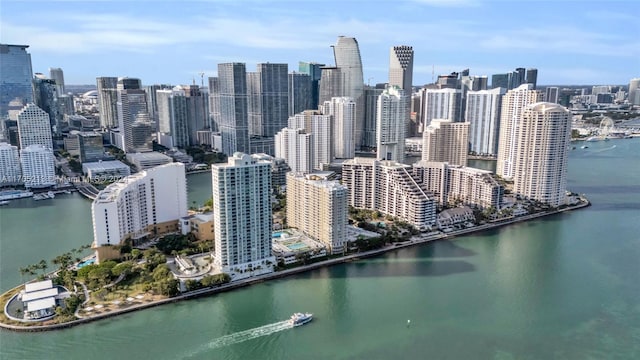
left=126, top=151, right=173, bottom=171
left=26, top=297, right=56, bottom=312
left=21, top=287, right=59, bottom=302
left=82, top=160, right=131, bottom=179
left=24, top=279, right=53, bottom=293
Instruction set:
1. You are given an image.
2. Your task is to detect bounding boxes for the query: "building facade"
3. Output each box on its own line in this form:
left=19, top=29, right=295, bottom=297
left=422, top=118, right=469, bottom=166
left=286, top=172, right=348, bottom=254
left=17, top=103, right=53, bottom=149
left=247, top=63, right=288, bottom=137
left=0, top=44, right=33, bottom=117
left=288, top=72, right=312, bottom=116
left=216, top=63, right=250, bottom=156
left=211, top=153, right=275, bottom=273
left=321, top=97, right=356, bottom=159
left=421, top=88, right=462, bottom=128
left=274, top=127, right=312, bottom=173
left=389, top=45, right=414, bottom=136
left=20, top=144, right=55, bottom=188
left=0, top=142, right=21, bottom=185
left=376, top=86, right=407, bottom=163
left=96, top=77, right=119, bottom=128
left=466, top=87, right=505, bottom=156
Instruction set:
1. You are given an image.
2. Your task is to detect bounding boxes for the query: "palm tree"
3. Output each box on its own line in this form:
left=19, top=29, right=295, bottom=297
left=19, top=267, right=29, bottom=285
left=38, top=259, right=48, bottom=275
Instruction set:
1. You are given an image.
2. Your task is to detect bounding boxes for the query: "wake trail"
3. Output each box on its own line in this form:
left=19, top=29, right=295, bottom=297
left=183, top=320, right=293, bottom=358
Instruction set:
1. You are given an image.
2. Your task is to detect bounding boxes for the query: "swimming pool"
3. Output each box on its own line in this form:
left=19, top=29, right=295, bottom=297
left=77, top=258, right=96, bottom=269
left=286, top=242, right=308, bottom=251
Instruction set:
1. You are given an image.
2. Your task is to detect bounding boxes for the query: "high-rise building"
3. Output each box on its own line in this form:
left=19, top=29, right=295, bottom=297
left=525, top=68, right=538, bottom=89
left=318, top=67, right=342, bottom=105
left=20, top=144, right=55, bottom=188
left=180, top=85, right=209, bottom=145
left=286, top=172, right=348, bottom=254
left=545, top=87, right=560, bottom=104
left=362, top=86, right=383, bottom=149
left=298, top=62, right=324, bottom=110
left=91, top=163, right=188, bottom=260
left=211, top=153, right=275, bottom=273
left=422, top=118, right=469, bottom=166
left=17, top=103, right=53, bottom=149
left=217, top=63, right=250, bottom=156
left=496, top=84, right=544, bottom=179
left=321, top=97, right=356, bottom=159
left=156, top=88, right=189, bottom=149
left=32, top=74, right=60, bottom=135
left=342, top=157, right=436, bottom=230
left=96, top=77, right=119, bottom=128
left=466, top=87, right=505, bottom=156
left=491, top=73, right=509, bottom=89
left=274, top=128, right=312, bottom=173
left=78, top=132, right=104, bottom=163
left=0, top=142, right=21, bottom=185
left=332, top=36, right=365, bottom=149
left=49, top=67, right=65, bottom=94
left=628, top=78, right=640, bottom=105
left=144, top=84, right=172, bottom=128
left=288, top=110, right=333, bottom=170
left=421, top=88, right=462, bottom=127
left=376, top=86, right=407, bottom=163
left=288, top=72, right=312, bottom=116
left=0, top=44, right=33, bottom=116
left=513, top=103, right=571, bottom=207
left=116, top=79, right=152, bottom=153
left=247, top=63, right=288, bottom=137
left=389, top=46, right=414, bottom=137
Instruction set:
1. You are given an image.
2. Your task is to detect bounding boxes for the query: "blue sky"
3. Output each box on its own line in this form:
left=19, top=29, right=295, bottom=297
left=1, top=0, right=639, bottom=86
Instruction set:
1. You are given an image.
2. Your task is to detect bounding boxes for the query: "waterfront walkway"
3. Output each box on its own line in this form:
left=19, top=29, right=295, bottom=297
left=75, top=182, right=99, bottom=200
left=0, top=199, right=589, bottom=332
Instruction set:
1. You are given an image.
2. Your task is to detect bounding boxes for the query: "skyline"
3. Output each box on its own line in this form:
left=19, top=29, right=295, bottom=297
left=1, top=1, right=639, bottom=86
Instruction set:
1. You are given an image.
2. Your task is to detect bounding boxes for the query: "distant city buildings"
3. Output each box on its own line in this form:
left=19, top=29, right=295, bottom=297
left=286, top=172, right=348, bottom=254
left=91, top=163, right=188, bottom=261
left=211, top=153, right=275, bottom=273
left=48, top=67, right=65, bottom=95
left=513, top=102, right=571, bottom=207
left=0, top=44, right=33, bottom=117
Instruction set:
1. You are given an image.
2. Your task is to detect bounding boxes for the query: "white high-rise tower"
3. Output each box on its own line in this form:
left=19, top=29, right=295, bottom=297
left=376, top=86, right=407, bottom=163
left=389, top=45, right=414, bottom=136
left=466, top=87, right=505, bottom=156
left=513, top=102, right=571, bottom=207
left=321, top=97, right=356, bottom=159
left=17, top=103, right=53, bottom=149
left=496, top=84, right=544, bottom=179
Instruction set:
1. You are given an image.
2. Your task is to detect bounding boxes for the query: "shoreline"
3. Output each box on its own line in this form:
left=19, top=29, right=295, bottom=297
left=0, top=199, right=590, bottom=332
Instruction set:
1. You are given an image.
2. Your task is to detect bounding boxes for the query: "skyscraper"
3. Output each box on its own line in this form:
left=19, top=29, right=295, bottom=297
left=362, top=86, right=383, bottom=149
left=286, top=172, right=348, bottom=254
left=144, top=84, right=173, bottom=128
left=321, top=97, right=356, bottom=159
left=466, top=87, right=505, bottom=156
left=288, top=110, right=332, bottom=170
left=298, top=62, right=324, bottom=110
left=49, top=67, right=65, bottom=94
left=32, top=74, right=60, bottom=135
left=545, top=87, right=560, bottom=104
left=247, top=63, right=288, bottom=137
left=491, top=73, right=509, bottom=89
left=629, top=78, right=640, bottom=105
left=525, top=68, right=538, bottom=89
left=513, top=103, right=571, bottom=207
left=288, top=72, right=312, bottom=116
left=274, top=127, right=312, bottom=173
left=421, top=88, right=462, bottom=127
left=156, top=88, right=190, bottom=149
left=376, top=86, right=407, bottom=163
left=422, top=118, right=469, bottom=166
left=211, top=153, right=275, bottom=273
left=496, top=84, right=544, bottom=179
left=116, top=78, right=152, bottom=153
left=217, top=63, right=250, bottom=155
left=17, top=103, right=53, bottom=149
left=20, top=144, right=55, bottom=188
left=0, top=44, right=33, bottom=116
left=180, top=84, right=209, bottom=145
left=96, top=77, right=119, bottom=128
left=389, top=45, right=414, bottom=137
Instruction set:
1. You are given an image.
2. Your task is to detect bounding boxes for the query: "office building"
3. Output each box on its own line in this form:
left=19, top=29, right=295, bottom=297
left=421, top=88, right=462, bottom=128
left=321, top=97, right=356, bottom=159
left=422, top=118, right=469, bottom=166
left=211, top=153, right=275, bottom=273
left=362, top=86, right=383, bottom=149
left=116, top=78, right=152, bottom=153
left=156, top=88, right=190, bottom=149
left=126, top=152, right=173, bottom=172
left=545, top=87, right=560, bottom=104
left=96, top=77, right=119, bottom=128
left=91, top=163, right=187, bottom=260
left=82, top=160, right=131, bottom=181
left=286, top=172, right=348, bottom=254
left=0, top=142, right=21, bottom=185
left=376, top=86, right=407, bottom=163
left=342, top=157, right=436, bottom=230
left=274, top=128, right=312, bottom=173
left=49, top=67, right=65, bottom=94
left=298, top=62, right=324, bottom=110
left=216, top=63, right=250, bottom=155
left=20, top=144, right=55, bottom=188
left=247, top=63, right=288, bottom=137
left=496, top=84, right=544, bottom=179
left=78, top=132, right=104, bottom=163
left=0, top=44, right=33, bottom=116
left=525, top=68, right=538, bottom=89
left=466, top=88, right=505, bottom=156
left=32, top=74, right=60, bottom=135
left=17, top=103, right=53, bottom=149
left=491, top=73, right=509, bottom=89
left=288, top=72, right=312, bottom=116
left=513, top=103, right=571, bottom=207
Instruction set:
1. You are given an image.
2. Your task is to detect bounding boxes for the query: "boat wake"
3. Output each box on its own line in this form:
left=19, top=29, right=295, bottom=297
left=182, top=320, right=293, bottom=358
left=592, top=145, right=617, bottom=153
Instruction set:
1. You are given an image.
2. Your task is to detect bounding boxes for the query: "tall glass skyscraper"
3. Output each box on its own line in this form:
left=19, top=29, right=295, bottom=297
left=217, top=63, right=250, bottom=156
left=0, top=44, right=33, bottom=116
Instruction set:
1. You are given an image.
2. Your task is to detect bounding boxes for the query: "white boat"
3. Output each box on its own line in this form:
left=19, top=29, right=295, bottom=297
left=0, top=190, right=34, bottom=201
left=289, top=312, right=313, bottom=327
left=0, top=200, right=9, bottom=206
left=33, top=191, right=56, bottom=201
